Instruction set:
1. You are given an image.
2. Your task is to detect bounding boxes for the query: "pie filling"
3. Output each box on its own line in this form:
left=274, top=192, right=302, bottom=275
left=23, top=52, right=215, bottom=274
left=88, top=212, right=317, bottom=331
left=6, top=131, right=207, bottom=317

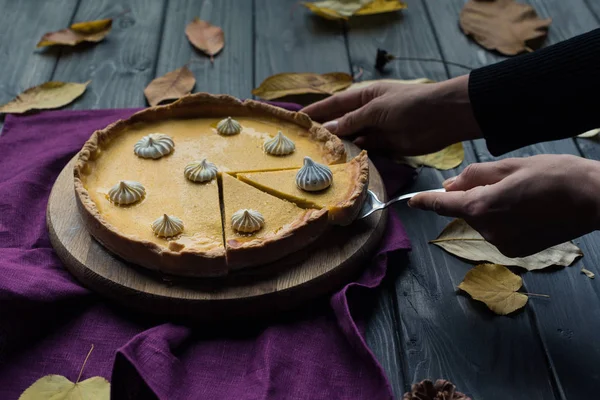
left=80, top=116, right=359, bottom=261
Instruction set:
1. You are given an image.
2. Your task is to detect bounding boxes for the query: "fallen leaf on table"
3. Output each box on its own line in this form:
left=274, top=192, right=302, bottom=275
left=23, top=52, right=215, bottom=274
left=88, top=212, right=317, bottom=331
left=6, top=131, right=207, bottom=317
left=400, top=143, right=464, bottom=170
left=345, top=78, right=434, bottom=91
left=458, top=263, right=530, bottom=315
left=581, top=267, right=595, bottom=279
left=185, top=18, right=224, bottom=63
left=0, top=81, right=90, bottom=114
left=144, top=66, right=196, bottom=106
left=403, top=379, right=471, bottom=400
left=459, top=0, right=551, bottom=56
left=303, top=0, right=407, bottom=20
left=577, top=128, right=600, bottom=138
left=431, top=219, right=583, bottom=271
left=37, top=19, right=112, bottom=47
left=18, top=345, right=109, bottom=400
left=252, top=72, right=352, bottom=100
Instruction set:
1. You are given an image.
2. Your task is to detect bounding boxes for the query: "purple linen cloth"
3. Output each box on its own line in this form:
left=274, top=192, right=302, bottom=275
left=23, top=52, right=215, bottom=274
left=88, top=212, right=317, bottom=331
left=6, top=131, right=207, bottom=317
left=0, top=106, right=412, bottom=400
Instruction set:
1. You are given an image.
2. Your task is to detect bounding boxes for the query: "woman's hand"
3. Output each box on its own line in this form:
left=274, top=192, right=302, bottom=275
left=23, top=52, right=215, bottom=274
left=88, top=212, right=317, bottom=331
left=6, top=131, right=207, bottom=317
left=408, top=155, right=600, bottom=257
left=301, top=75, right=482, bottom=156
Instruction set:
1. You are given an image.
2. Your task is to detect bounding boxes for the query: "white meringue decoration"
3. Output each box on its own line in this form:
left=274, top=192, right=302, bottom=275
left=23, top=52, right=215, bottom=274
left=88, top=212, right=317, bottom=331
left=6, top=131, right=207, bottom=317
left=151, top=214, right=184, bottom=238
left=216, top=117, right=242, bottom=136
left=108, top=180, right=145, bottom=205
left=184, top=159, right=218, bottom=183
left=296, top=157, right=333, bottom=192
left=134, top=133, right=174, bottom=159
left=263, top=131, right=296, bottom=156
left=231, top=209, right=265, bottom=233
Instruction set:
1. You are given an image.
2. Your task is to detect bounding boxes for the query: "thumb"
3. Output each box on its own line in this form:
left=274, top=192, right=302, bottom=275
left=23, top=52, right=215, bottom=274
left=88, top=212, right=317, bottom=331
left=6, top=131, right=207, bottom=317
left=323, top=105, right=376, bottom=137
left=444, top=160, right=517, bottom=191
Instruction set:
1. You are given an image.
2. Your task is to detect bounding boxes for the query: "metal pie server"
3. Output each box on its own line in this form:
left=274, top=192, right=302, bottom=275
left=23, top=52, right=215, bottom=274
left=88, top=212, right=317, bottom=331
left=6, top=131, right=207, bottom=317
left=357, top=188, right=446, bottom=220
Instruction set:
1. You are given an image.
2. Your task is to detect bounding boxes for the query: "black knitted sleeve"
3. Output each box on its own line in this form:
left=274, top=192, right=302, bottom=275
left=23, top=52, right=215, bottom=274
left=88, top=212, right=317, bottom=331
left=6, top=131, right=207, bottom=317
left=468, top=28, right=600, bottom=156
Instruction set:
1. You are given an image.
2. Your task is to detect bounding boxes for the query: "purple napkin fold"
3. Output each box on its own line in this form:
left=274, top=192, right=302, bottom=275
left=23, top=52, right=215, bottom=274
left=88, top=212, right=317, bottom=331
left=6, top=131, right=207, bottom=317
left=0, top=106, right=411, bottom=400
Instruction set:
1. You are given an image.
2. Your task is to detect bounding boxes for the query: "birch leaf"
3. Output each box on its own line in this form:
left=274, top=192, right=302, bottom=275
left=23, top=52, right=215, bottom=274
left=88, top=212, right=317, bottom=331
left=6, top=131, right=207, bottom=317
left=459, top=0, right=551, bottom=56
left=144, top=66, right=196, bottom=106
left=185, top=18, right=224, bottom=62
left=37, top=19, right=112, bottom=47
left=252, top=72, right=352, bottom=100
left=431, top=219, right=582, bottom=271
left=577, top=128, right=600, bottom=138
left=458, top=264, right=528, bottom=315
left=345, top=78, right=435, bottom=91
left=303, top=0, right=407, bottom=20
left=18, top=375, right=110, bottom=400
left=0, top=81, right=90, bottom=114
left=400, top=143, right=464, bottom=170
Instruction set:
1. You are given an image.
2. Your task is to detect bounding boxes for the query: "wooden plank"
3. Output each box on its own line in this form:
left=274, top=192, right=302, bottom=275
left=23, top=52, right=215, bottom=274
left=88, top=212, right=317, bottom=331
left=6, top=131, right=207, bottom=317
left=156, top=0, right=253, bottom=99
left=345, top=1, right=557, bottom=398
left=49, top=0, right=167, bottom=109
left=254, top=0, right=406, bottom=394
left=426, top=0, right=600, bottom=398
left=0, top=0, right=80, bottom=132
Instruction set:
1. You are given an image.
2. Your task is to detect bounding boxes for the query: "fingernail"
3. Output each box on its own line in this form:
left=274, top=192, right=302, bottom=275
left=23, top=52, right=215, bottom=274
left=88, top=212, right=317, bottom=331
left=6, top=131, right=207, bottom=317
left=442, top=176, right=457, bottom=188
left=323, top=120, right=338, bottom=133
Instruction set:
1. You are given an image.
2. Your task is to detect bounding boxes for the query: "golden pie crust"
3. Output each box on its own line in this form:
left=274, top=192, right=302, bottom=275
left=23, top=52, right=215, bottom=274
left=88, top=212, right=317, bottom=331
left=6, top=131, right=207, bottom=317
left=74, top=93, right=364, bottom=277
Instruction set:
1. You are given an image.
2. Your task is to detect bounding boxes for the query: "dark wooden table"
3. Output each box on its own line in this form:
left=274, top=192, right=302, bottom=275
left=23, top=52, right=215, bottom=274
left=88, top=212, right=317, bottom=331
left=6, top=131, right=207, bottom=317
left=2, top=1, right=600, bottom=398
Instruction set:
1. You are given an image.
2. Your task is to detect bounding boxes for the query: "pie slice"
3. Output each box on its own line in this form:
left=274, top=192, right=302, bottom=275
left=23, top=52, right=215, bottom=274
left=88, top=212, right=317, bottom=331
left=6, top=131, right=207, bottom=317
left=237, top=150, right=369, bottom=226
left=220, top=173, right=328, bottom=269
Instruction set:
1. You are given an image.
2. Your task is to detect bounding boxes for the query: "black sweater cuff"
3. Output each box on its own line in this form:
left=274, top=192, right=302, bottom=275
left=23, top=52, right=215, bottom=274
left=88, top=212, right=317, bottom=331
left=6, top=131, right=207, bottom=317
left=469, top=28, right=600, bottom=156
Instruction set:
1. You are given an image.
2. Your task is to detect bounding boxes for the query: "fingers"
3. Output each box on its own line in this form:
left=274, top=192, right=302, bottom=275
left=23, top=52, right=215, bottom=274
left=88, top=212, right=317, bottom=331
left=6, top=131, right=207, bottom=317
left=443, top=159, right=520, bottom=191
left=408, top=190, right=472, bottom=218
left=301, top=88, right=377, bottom=122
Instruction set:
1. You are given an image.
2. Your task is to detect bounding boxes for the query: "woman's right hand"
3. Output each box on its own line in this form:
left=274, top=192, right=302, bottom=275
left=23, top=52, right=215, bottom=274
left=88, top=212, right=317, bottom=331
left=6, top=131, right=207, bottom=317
left=301, top=75, right=482, bottom=156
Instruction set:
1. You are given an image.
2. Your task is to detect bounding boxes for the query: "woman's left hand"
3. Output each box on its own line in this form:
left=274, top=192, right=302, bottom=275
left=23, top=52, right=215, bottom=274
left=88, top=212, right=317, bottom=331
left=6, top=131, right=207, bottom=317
left=408, top=155, right=600, bottom=257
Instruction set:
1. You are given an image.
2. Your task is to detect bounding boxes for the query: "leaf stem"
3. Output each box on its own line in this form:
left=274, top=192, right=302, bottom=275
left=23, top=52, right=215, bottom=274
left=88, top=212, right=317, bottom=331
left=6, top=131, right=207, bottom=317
left=523, top=292, right=550, bottom=298
left=76, top=344, right=95, bottom=384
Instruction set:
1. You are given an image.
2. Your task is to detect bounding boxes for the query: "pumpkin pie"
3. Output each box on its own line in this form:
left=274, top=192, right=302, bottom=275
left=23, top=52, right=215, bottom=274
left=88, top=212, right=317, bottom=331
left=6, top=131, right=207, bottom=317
left=220, top=173, right=328, bottom=269
left=74, top=93, right=349, bottom=277
left=238, top=151, right=369, bottom=226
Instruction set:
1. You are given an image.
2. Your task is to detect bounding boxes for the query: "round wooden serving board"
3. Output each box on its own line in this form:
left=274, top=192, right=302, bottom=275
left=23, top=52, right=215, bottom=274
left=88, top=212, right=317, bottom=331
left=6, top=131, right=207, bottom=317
left=47, top=144, right=387, bottom=321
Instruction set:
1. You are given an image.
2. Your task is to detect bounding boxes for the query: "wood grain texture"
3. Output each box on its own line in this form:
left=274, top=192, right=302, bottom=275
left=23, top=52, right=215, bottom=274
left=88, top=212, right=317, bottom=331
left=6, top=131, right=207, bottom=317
left=345, top=1, right=556, bottom=398
left=47, top=144, right=388, bottom=321
left=50, top=0, right=167, bottom=109
left=156, top=0, right=253, bottom=99
left=0, top=0, right=80, bottom=132
left=427, top=0, right=600, bottom=398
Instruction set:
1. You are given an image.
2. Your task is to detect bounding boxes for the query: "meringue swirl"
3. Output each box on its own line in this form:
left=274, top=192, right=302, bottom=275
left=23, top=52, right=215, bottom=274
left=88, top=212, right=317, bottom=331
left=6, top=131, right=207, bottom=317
left=263, top=131, right=295, bottom=156
left=134, top=133, right=174, bottom=159
left=295, top=157, right=333, bottom=192
left=216, top=117, right=242, bottom=136
left=184, top=159, right=218, bottom=183
left=107, top=180, right=145, bottom=205
left=151, top=214, right=184, bottom=238
left=231, top=209, right=265, bottom=233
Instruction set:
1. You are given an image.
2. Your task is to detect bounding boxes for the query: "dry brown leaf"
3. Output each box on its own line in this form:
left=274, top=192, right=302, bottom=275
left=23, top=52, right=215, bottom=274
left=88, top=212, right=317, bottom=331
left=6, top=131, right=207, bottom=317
left=185, top=18, right=224, bottom=63
left=144, top=66, right=196, bottom=106
left=18, top=345, right=109, bottom=400
left=303, top=0, right=407, bottom=20
left=345, top=78, right=434, bottom=91
left=578, top=128, right=600, bottom=138
left=252, top=72, right=353, bottom=101
left=459, top=0, right=551, bottom=56
left=431, top=219, right=583, bottom=271
left=401, top=143, right=464, bottom=170
left=37, top=19, right=112, bottom=47
left=458, top=264, right=529, bottom=315
left=581, top=267, right=595, bottom=279
left=0, top=81, right=90, bottom=114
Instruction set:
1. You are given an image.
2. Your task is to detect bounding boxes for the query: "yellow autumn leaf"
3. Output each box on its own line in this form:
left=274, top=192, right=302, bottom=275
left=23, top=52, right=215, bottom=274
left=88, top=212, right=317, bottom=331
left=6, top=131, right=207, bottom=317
left=0, top=81, right=90, bottom=114
left=577, top=128, right=600, bottom=138
left=345, top=78, right=435, bottom=91
left=431, top=219, right=583, bottom=271
left=144, top=66, right=196, bottom=106
left=252, top=72, right=353, bottom=101
left=400, top=143, right=465, bottom=170
left=458, top=263, right=529, bottom=315
left=37, top=19, right=112, bottom=47
left=18, top=375, right=110, bottom=400
left=303, top=0, right=407, bottom=20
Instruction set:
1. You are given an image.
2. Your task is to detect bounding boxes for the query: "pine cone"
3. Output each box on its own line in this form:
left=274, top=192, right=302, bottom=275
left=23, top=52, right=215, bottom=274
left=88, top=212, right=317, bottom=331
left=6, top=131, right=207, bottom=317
left=402, top=379, right=471, bottom=400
